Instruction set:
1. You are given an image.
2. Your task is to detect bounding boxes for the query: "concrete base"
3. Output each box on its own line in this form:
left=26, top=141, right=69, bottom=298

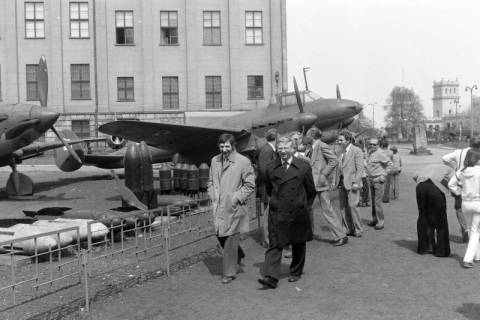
left=410, top=147, right=433, bottom=155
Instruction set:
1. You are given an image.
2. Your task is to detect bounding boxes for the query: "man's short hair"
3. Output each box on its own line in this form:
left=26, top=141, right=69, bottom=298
left=307, top=127, right=322, bottom=139
left=276, top=135, right=293, bottom=147
left=338, top=130, right=354, bottom=143
left=265, top=128, right=278, bottom=142
left=368, top=138, right=379, bottom=145
left=470, top=135, right=480, bottom=149
left=218, top=133, right=236, bottom=146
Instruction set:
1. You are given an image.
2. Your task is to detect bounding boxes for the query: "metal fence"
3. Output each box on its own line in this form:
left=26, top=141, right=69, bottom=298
left=0, top=201, right=260, bottom=317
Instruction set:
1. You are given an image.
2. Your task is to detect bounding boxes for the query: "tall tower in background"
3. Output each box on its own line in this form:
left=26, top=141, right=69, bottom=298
left=432, top=79, right=460, bottom=118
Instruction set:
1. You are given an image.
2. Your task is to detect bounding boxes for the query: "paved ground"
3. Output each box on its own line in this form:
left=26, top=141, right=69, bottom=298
left=2, top=144, right=480, bottom=320
left=79, top=144, right=480, bottom=320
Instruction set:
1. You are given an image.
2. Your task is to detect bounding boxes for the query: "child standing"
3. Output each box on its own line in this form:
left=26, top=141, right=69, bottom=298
left=448, top=149, right=480, bottom=268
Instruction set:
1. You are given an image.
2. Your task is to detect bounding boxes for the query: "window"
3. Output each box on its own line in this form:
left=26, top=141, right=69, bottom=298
left=205, top=76, right=221, bottom=109
left=71, top=64, right=90, bottom=100
left=25, top=2, right=44, bottom=38
left=70, top=2, right=89, bottom=38
left=245, top=11, right=262, bottom=44
left=117, top=77, right=134, bottom=101
left=248, top=75, right=264, bottom=99
left=26, top=64, right=39, bottom=101
left=160, top=11, right=178, bottom=45
left=203, top=11, right=220, bottom=45
left=162, top=77, right=179, bottom=109
left=71, top=120, right=90, bottom=138
left=116, top=11, right=134, bottom=44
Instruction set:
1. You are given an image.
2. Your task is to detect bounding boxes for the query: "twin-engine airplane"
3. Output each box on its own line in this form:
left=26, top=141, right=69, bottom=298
left=0, top=56, right=102, bottom=197
left=91, top=77, right=363, bottom=166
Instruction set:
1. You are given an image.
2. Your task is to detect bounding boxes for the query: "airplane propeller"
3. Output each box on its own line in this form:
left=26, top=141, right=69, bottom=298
left=37, top=56, right=82, bottom=165
left=293, top=76, right=317, bottom=132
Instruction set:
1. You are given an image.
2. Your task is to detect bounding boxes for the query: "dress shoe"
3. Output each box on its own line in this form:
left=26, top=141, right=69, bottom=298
left=221, top=276, right=235, bottom=284
left=463, top=261, right=474, bottom=268
left=258, top=276, right=277, bottom=289
left=288, top=275, right=301, bottom=282
left=367, top=221, right=378, bottom=227
left=374, top=225, right=384, bottom=230
left=353, top=232, right=363, bottom=238
left=333, top=237, right=348, bottom=246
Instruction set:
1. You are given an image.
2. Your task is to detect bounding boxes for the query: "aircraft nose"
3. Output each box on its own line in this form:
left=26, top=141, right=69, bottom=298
left=33, top=107, right=60, bottom=130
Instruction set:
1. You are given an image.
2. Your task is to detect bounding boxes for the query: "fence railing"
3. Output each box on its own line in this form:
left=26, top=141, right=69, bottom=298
left=0, top=201, right=261, bottom=317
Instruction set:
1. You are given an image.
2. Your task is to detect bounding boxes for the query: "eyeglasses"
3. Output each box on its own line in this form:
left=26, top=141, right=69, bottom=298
left=368, top=143, right=378, bottom=146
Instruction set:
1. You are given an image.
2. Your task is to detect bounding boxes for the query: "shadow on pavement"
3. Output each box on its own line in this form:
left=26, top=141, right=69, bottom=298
left=253, top=262, right=291, bottom=279
left=203, top=256, right=223, bottom=276
left=393, top=239, right=417, bottom=253
left=457, top=303, right=480, bottom=320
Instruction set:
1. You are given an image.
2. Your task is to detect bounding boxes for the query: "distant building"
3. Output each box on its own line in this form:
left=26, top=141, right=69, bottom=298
left=432, top=79, right=460, bottom=118
left=0, top=0, right=287, bottom=136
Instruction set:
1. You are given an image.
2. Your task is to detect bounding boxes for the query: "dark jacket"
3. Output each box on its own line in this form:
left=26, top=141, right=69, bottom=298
left=257, top=142, right=276, bottom=202
left=265, top=157, right=316, bottom=247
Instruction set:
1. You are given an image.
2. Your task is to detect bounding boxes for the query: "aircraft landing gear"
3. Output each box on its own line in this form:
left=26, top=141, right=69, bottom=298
left=6, top=164, right=34, bottom=198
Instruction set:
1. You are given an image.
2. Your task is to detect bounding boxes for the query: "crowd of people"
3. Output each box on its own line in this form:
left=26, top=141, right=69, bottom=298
left=207, top=128, right=402, bottom=288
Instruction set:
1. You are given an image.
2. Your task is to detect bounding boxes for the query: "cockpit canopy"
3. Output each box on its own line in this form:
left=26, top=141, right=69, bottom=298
left=275, top=90, right=322, bottom=109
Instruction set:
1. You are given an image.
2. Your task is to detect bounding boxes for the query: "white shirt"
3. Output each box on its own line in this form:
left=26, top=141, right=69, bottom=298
left=282, top=157, right=293, bottom=170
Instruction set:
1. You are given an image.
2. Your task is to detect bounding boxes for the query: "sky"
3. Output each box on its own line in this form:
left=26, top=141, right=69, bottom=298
left=287, top=0, right=480, bottom=128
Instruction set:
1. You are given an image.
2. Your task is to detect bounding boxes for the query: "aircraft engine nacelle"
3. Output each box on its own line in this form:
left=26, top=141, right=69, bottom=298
left=54, top=130, right=85, bottom=172
left=295, top=112, right=317, bottom=129
left=107, top=135, right=127, bottom=150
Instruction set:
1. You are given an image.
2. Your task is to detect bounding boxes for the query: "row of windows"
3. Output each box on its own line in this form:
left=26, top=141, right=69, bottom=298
left=25, top=2, right=264, bottom=45
left=21, top=64, right=264, bottom=108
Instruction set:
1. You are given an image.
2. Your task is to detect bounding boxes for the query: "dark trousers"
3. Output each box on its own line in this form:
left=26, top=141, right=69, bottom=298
left=360, top=177, right=370, bottom=205
left=264, top=243, right=306, bottom=280
left=416, top=180, right=450, bottom=257
left=382, top=174, right=391, bottom=202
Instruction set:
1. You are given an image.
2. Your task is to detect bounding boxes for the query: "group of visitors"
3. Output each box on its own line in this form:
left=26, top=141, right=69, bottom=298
left=207, top=128, right=402, bottom=288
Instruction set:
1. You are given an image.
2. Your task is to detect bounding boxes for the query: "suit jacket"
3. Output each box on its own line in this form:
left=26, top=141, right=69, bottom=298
left=309, top=140, right=338, bottom=191
left=207, top=151, right=256, bottom=237
left=339, top=144, right=364, bottom=190
left=257, top=142, right=276, bottom=184
left=265, top=157, right=316, bottom=247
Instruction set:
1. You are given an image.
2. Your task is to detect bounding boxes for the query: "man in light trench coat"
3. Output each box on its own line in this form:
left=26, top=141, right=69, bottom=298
left=208, top=133, right=255, bottom=284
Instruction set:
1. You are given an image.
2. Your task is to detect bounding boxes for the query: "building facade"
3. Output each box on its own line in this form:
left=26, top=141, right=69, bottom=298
left=432, top=79, right=460, bottom=118
left=0, top=0, right=288, bottom=116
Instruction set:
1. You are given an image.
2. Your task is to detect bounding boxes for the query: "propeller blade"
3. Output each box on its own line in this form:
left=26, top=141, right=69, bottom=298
left=336, top=84, right=341, bottom=100
left=5, top=119, right=41, bottom=139
left=51, top=126, right=82, bottom=164
left=37, top=56, right=48, bottom=108
left=11, top=171, right=20, bottom=194
left=293, top=77, right=304, bottom=113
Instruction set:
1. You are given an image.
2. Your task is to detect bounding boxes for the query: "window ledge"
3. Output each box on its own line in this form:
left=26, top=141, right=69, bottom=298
left=25, top=37, right=46, bottom=40
left=69, top=37, right=91, bottom=40
left=71, top=98, right=92, bottom=101
left=159, top=43, right=180, bottom=46
left=247, top=97, right=264, bottom=100
left=245, top=43, right=264, bottom=46
left=203, top=43, right=222, bottom=46
left=115, top=43, right=136, bottom=46
left=117, top=100, right=135, bottom=102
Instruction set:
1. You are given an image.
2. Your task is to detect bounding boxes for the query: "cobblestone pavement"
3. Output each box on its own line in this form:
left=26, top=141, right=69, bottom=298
left=79, top=145, right=480, bottom=320
left=3, top=144, right=480, bottom=320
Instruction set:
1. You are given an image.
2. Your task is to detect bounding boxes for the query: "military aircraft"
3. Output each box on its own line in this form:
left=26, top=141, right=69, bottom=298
left=57, top=77, right=362, bottom=168
left=0, top=56, right=102, bottom=197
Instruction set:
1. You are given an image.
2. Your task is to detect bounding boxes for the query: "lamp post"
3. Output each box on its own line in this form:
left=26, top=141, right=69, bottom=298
left=367, top=102, right=377, bottom=128
left=466, top=85, right=478, bottom=138
left=450, top=98, right=460, bottom=140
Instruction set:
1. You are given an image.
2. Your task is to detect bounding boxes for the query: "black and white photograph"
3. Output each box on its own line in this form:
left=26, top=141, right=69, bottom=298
left=0, top=0, right=480, bottom=319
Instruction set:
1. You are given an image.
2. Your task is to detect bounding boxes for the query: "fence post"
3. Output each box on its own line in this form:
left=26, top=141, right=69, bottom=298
left=81, top=250, right=90, bottom=313
left=165, top=207, right=170, bottom=277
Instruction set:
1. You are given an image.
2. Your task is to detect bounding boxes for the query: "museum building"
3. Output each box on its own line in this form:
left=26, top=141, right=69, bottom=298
left=0, top=0, right=287, bottom=138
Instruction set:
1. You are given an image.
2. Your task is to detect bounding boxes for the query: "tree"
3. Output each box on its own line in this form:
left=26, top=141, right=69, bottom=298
left=384, top=86, right=426, bottom=140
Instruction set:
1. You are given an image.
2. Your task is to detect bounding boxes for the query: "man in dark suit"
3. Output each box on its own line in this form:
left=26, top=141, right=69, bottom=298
left=258, top=136, right=316, bottom=289
left=257, top=128, right=277, bottom=247
left=336, top=130, right=365, bottom=237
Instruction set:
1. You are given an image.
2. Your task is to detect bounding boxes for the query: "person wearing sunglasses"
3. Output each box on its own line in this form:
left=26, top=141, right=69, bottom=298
left=365, top=138, right=393, bottom=230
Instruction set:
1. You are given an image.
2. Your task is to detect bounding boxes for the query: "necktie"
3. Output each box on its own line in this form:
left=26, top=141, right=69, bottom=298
left=282, top=161, right=288, bottom=171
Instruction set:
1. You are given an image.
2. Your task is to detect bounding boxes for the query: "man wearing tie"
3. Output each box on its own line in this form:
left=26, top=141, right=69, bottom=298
left=258, top=136, right=316, bottom=289
left=336, top=130, right=365, bottom=237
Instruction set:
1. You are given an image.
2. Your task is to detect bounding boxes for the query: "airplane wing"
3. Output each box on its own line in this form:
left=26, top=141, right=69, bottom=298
left=99, top=120, right=250, bottom=155
left=14, top=138, right=106, bottom=161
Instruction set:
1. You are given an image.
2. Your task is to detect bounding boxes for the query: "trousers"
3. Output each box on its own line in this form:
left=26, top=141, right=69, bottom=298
left=263, top=243, right=306, bottom=280
left=370, top=181, right=385, bottom=226
left=217, top=234, right=245, bottom=277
